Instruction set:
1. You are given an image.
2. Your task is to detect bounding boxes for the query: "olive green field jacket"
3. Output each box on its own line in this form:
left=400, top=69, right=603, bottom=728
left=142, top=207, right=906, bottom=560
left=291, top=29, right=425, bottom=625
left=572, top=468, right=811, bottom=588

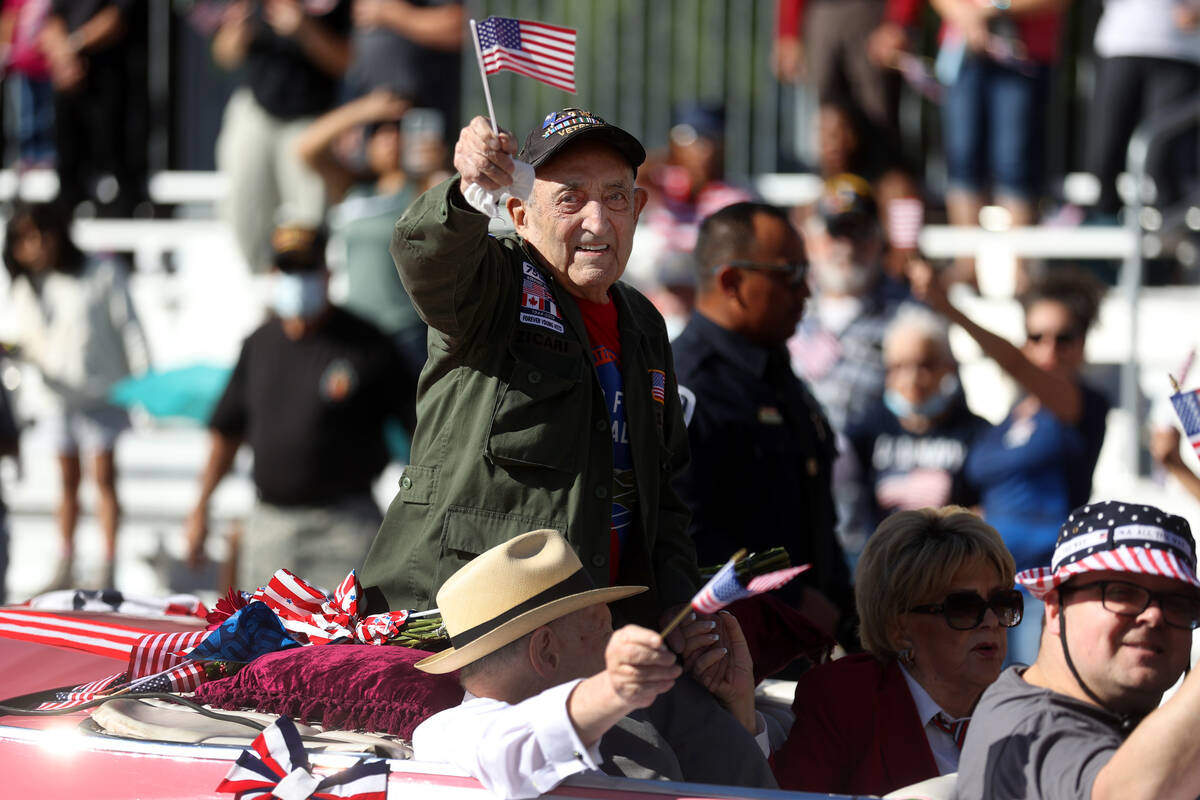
left=359, top=178, right=700, bottom=626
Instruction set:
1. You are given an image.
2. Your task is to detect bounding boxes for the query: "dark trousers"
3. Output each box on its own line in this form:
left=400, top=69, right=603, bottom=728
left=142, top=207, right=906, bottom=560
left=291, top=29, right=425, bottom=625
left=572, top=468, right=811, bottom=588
left=54, top=52, right=149, bottom=216
left=1086, top=55, right=1200, bottom=215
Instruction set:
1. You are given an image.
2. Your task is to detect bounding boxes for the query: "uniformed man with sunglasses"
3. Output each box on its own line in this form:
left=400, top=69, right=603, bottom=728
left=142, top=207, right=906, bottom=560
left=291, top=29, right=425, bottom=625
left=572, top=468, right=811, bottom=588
left=955, top=500, right=1200, bottom=800
left=672, top=201, right=855, bottom=649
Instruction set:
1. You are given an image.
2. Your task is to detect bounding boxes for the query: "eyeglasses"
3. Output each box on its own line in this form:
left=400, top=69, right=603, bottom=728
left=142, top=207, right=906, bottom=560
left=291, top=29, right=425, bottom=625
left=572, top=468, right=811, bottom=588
left=1026, top=329, right=1080, bottom=347
left=908, top=589, right=1024, bottom=630
left=1060, top=580, right=1200, bottom=630
left=726, top=260, right=809, bottom=286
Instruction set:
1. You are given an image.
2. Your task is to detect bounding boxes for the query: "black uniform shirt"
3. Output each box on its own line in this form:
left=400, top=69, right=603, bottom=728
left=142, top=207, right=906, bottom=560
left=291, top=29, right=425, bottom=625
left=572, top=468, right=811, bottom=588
left=672, top=311, right=852, bottom=619
left=210, top=307, right=414, bottom=506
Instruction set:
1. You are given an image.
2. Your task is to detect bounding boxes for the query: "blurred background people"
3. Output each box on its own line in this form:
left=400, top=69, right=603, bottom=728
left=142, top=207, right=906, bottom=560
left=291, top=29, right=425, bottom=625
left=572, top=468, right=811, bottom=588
left=1084, top=0, right=1200, bottom=223
left=930, top=0, right=1067, bottom=288
left=910, top=262, right=1108, bottom=667
left=211, top=0, right=351, bottom=272
left=773, top=0, right=902, bottom=172
left=630, top=103, right=754, bottom=334
left=184, top=226, right=415, bottom=592
left=673, top=202, right=852, bottom=648
left=295, top=88, right=450, bottom=387
left=2, top=202, right=150, bottom=591
left=1, top=0, right=54, bottom=170
left=773, top=506, right=1019, bottom=796
left=41, top=0, right=149, bottom=216
left=790, top=175, right=910, bottom=436
left=345, top=0, right=463, bottom=142
left=839, top=306, right=989, bottom=566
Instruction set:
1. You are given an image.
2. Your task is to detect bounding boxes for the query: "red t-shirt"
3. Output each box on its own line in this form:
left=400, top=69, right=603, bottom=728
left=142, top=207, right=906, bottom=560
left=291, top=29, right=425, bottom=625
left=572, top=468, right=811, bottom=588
left=576, top=294, right=638, bottom=584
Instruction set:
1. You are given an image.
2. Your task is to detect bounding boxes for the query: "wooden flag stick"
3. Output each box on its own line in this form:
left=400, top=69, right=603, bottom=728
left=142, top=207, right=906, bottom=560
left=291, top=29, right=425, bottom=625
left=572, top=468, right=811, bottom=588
left=1171, top=373, right=1182, bottom=395
left=659, top=548, right=746, bottom=639
left=468, top=19, right=500, bottom=136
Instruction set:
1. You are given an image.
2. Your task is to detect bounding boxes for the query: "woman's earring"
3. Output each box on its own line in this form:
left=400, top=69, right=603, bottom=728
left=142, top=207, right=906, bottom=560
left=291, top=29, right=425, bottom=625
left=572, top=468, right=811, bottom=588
left=898, top=646, right=915, bottom=666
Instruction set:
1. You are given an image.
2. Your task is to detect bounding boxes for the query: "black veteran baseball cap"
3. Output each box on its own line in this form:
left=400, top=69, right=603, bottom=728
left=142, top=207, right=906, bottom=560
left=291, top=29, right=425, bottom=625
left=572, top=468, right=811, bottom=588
left=519, top=108, right=646, bottom=170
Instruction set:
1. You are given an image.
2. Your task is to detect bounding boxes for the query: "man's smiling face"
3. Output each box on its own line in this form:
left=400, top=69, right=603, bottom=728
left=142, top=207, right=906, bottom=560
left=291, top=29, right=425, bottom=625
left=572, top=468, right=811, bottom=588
left=510, top=140, right=648, bottom=303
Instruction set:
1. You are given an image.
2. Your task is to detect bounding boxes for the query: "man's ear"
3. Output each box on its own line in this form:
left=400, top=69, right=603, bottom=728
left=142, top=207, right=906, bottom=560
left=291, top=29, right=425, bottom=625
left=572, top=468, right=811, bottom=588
left=1042, top=590, right=1063, bottom=636
left=527, top=626, right=559, bottom=680
left=633, top=186, right=649, bottom=219
left=508, top=196, right=527, bottom=232
left=714, top=265, right=741, bottom=298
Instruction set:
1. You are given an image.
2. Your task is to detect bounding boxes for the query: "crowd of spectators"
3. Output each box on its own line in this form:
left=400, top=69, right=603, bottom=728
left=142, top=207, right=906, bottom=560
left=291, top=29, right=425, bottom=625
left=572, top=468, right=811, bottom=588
left=1, top=5, right=1200, bottom=799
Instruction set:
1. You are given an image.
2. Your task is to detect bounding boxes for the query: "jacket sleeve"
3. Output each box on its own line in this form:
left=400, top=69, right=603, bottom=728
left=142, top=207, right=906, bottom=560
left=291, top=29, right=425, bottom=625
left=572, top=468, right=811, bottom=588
left=411, top=680, right=601, bottom=800
left=389, top=176, right=511, bottom=346
left=653, top=343, right=701, bottom=609
left=771, top=670, right=852, bottom=792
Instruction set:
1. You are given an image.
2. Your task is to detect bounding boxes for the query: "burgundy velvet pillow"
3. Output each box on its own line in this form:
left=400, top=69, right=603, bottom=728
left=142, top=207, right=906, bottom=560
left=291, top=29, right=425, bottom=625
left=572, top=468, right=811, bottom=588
left=195, top=645, right=463, bottom=739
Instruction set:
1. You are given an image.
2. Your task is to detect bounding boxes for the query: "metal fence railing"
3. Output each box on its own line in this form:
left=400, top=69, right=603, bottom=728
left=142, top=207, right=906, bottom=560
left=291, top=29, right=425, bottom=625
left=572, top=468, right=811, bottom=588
left=464, top=0, right=786, bottom=180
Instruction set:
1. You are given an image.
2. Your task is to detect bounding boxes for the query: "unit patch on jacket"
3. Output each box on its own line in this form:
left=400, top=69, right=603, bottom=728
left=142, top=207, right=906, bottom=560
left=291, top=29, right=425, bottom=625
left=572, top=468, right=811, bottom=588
left=519, top=262, right=564, bottom=334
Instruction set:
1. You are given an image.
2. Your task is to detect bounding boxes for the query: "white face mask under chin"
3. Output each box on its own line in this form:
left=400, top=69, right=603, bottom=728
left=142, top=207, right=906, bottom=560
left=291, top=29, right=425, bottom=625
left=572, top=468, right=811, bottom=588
left=272, top=272, right=327, bottom=320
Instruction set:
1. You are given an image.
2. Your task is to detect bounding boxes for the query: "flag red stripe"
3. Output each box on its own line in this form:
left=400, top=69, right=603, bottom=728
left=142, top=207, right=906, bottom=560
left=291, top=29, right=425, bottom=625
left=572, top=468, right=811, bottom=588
left=516, top=33, right=576, bottom=58
left=484, top=60, right=576, bottom=92
left=518, top=19, right=576, bottom=38
left=482, top=53, right=575, bottom=86
left=483, top=46, right=574, bottom=76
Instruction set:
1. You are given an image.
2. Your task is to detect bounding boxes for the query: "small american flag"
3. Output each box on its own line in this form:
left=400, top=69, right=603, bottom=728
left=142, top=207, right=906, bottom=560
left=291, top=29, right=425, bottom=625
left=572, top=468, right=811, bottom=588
left=37, top=672, right=127, bottom=710
left=691, top=558, right=811, bottom=615
left=1171, top=387, right=1200, bottom=458
left=475, top=16, right=577, bottom=93
left=649, top=369, right=666, bottom=405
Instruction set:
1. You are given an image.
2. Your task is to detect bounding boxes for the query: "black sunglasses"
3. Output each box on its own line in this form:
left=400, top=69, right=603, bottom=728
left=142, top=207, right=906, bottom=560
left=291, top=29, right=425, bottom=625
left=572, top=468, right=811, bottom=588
left=1060, top=579, right=1200, bottom=630
left=908, top=589, right=1024, bottom=630
left=1026, top=329, right=1080, bottom=346
left=726, top=260, right=808, bottom=286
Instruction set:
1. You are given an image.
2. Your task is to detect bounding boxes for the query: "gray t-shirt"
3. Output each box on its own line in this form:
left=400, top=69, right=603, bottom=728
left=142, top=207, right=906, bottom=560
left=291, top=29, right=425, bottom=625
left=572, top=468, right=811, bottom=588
left=954, top=666, right=1125, bottom=800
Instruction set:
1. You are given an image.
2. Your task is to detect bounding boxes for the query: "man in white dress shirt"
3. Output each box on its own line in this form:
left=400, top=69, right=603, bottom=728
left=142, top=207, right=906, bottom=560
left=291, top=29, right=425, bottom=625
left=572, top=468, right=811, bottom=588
left=411, top=528, right=770, bottom=799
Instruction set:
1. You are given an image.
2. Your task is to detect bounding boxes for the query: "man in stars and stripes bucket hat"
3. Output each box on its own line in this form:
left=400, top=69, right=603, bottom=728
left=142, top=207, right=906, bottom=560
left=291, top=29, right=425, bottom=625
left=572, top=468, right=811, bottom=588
left=954, top=500, right=1200, bottom=800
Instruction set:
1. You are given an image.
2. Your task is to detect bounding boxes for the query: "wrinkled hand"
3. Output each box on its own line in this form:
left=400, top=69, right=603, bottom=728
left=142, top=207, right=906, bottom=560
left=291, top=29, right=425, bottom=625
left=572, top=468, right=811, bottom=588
left=183, top=506, right=209, bottom=570
left=1152, top=426, right=1185, bottom=471
left=603, top=625, right=681, bottom=710
left=906, top=258, right=952, bottom=315
left=688, top=612, right=756, bottom=731
left=264, top=0, right=305, bottom=37
left=454, top=116, right=518, bottom=194
left=867, top=22, right=908, bottom=68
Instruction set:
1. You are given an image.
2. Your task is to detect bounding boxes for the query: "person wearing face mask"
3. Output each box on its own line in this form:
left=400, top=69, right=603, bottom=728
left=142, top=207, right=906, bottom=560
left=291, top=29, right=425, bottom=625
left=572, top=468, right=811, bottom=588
left=184, top=225, right=415, bottom=591
left=789, top=176, right=912, bottom=573
left=909, top=262, right=1109, bottom=668
left=839, top=306, right=990, bottom=567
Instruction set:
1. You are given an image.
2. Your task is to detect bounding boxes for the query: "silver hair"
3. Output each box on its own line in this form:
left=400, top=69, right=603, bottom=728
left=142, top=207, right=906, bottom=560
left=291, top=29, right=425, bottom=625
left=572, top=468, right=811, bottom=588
left=883, top=304, right=955, bottom=365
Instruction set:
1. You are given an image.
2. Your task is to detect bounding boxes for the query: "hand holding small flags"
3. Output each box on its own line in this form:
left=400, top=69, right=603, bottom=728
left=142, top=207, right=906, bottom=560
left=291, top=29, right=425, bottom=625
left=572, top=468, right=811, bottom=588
left=216, top=716, right=389, bottom=800
left=661, top=550, right=812, bottom=637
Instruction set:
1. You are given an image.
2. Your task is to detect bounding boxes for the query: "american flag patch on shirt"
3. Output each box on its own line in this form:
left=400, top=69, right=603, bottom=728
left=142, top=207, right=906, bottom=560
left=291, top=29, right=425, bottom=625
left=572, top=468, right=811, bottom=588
left=649, top=369, right=666, bottom=404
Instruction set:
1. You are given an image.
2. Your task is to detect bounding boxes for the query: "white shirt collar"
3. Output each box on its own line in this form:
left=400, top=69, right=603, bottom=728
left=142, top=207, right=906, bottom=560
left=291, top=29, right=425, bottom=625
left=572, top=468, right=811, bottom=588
left=898, top=662, right=964, bottom=725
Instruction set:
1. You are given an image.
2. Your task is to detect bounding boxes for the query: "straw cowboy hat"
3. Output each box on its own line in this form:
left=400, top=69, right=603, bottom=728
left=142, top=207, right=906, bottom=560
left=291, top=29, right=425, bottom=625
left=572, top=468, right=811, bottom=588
left=415, top=529, right=646, bottom=674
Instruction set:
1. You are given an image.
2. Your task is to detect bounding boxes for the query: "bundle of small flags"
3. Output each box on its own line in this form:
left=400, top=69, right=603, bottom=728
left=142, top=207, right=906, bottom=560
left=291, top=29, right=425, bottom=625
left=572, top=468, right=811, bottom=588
left=14, top=569, right=444, bottom=710
left=691, top=555, right=811, bottom=615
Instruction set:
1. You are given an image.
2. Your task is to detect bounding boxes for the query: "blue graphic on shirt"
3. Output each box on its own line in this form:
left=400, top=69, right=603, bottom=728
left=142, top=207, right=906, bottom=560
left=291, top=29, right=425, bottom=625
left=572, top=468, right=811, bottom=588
left=591, top=345, right=636, bottom=553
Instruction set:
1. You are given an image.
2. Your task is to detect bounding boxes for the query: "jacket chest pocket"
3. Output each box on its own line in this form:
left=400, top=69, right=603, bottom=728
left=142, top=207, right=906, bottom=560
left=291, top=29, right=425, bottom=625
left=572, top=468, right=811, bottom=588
left=486, top=356, right=587, bottom=473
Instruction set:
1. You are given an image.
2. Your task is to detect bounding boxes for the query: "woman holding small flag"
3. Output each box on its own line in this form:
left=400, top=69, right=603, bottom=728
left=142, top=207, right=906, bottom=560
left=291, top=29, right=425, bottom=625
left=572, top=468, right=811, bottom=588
left=773, top=506, right=1020, bottom=796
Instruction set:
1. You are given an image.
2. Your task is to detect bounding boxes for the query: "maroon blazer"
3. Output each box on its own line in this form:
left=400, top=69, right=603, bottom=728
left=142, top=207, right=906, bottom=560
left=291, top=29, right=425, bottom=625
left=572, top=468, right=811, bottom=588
left=771, top=653, right=939, bottom=796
